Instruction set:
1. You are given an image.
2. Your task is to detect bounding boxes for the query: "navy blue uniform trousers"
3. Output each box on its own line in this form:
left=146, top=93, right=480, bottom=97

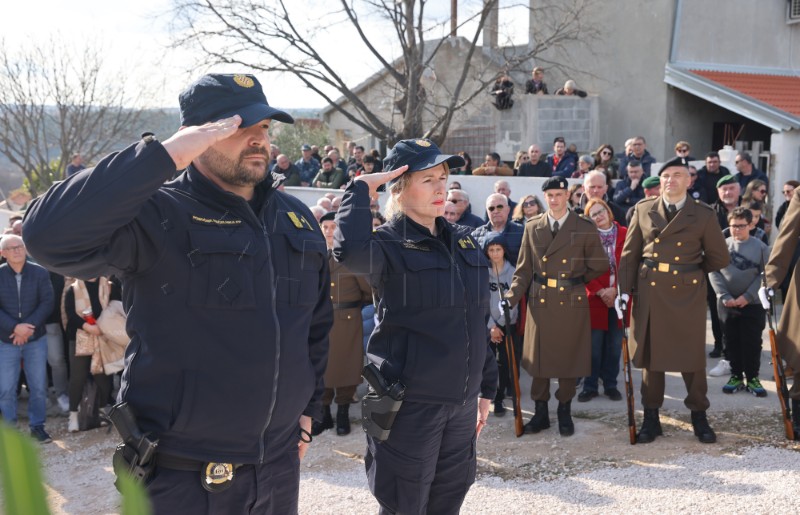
left=146, top=437, right=299, bottom=515
left=366, top=398, right=477, bottom=515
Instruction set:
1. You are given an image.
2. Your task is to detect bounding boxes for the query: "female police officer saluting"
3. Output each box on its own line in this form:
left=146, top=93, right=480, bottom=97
left=334, top=139, right=498, bottom=514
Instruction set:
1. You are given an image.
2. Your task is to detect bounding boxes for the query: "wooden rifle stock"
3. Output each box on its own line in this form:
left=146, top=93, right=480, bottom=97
left=760, top=262, right=794, bottom=441
left=495, top=264, right=524, bottom=437
left=616, top=283, right=636, bottom=445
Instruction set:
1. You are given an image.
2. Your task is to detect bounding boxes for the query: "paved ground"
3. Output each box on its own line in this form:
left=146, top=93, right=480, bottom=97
left=3, top=321, right=799, bottom=514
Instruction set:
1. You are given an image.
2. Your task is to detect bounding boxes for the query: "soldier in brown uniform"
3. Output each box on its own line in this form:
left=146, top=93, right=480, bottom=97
left=619, top=157, right=730, bottom=444
left=505, top=176, right=608, bottom=436
left=764, top=188, right=800, bottom=436
left=314, top=212, right=372, bottom=436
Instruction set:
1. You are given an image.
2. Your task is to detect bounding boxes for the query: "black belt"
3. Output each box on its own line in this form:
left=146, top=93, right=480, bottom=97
left=643, top=258, right=700, bottom=273
left=333, top=301, right=362, bottom=310
left=532, top=274, right=584, bottom=289
left=155, top=453, right=245, bottom=472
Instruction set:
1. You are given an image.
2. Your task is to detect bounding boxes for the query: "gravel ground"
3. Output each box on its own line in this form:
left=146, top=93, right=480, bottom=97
left=4, top=323, right=799, bottom=514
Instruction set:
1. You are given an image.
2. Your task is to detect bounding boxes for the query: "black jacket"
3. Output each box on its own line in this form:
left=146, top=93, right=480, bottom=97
left=23, top=140, right=332, bottom=463
left=334, top=180, right=497, bottom=404
left=0, top=260, right=54, bottom=343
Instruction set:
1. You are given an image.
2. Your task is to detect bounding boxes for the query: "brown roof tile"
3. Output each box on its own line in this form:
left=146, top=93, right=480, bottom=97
left=691, top=70, right=800, bottom=118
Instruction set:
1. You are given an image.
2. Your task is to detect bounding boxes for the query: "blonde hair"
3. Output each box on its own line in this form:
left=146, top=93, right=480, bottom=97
left=384, top=163, right=450, bottom=221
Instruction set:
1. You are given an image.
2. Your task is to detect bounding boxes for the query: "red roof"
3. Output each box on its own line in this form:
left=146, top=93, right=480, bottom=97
left=690, top=70, right=800, bottom=118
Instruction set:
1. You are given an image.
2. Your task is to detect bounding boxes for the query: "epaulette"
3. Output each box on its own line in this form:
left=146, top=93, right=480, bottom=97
left=693, top=199, right=714, bottom=210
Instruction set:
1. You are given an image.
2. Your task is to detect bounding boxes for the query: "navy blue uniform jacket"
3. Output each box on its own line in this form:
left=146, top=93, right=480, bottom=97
left=334, top=181, right=497, bottom=404
left=23, top=140, right=333, bottom=464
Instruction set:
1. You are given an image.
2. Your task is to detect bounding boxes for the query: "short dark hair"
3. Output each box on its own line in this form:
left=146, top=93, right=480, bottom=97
left=737, top=152, right=752, bottom=164
left=745, top=200, right=763, bottom=211
left=553, top=137, right=565, bottom=144
left=355, top=145, right=365, bottom=152
left=706, top=152, right=720, bottom=160
left=488, top=152, right=501, bottom=163
left=322, top=157, right=333, bottom=164
left=728, top=206, right=753, bottom=223
left=363, top=155, right=376, bottom=164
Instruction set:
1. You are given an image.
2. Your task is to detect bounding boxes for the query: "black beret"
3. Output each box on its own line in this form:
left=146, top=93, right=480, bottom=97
left=642, top=176, right=661, bottom=189
left=319, top=211, right=336, bottom=223
left=716, top=175, right=738, bottom=189
left=383, top=139, right=465, bottom=186
left=541, top=176, right=568, bottom=191
left=179, top=74, right=294, bottom=128
left=658, top=156, right=689, bottom=175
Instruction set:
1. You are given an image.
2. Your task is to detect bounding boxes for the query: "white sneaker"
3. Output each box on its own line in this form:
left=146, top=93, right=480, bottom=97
left=57, top=394, right=69, bottom=413
left=709, top=359, right=731, bottom=377
left=68, top=412, right=79, bottom=433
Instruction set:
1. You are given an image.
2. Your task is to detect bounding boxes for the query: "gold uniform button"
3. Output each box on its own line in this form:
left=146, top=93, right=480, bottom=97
left=650, top=281, right=656, bottom=286
left=559, top=287, right=565, bottom=292
left=347, top=315, right=352, bottom=319
left=577, top=296, right=582, bottom=301
left=562, top=259, right=567, bottom=264
left=672, top=285, right=677, bottom=289
left=542, top=272, right=547, bottom=276
left=673, top=270, right=678, bottom=275
left=543, top=257, right=548, bottom=262
left=653, top=253, right=659, bottom=258
left=561, top=273, right=567, bottom=278
left=540, top=299, right=546, bottom=304
left=674, top=256, right=680, bottom=261
left=331, top=282, right=335, bottom=287
left=560, top=301, right=564, bottom=305
left=541, top=285, right=546, bottom=290
left=677, top=242, right=683, bottom=247
left=692, top=279, right=698, bottom=284
left=655, top=238, right=661, bottom=243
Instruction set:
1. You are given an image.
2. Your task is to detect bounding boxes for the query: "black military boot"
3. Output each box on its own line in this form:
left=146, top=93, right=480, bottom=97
left=336, top=404, right=351, bottom=436
left=556, top=401, right=574, bottom=437
left=311, top=405, right=333, bottom=436
left=691, top=410, right=717, bottom=444
left=792, top=400, right=800, bottom=440
left=636, top=408, right=663, bottom=444
left=524, top=401, right=550, bottom=434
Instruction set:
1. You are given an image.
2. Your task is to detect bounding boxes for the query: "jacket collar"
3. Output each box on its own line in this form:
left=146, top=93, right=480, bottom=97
left=181, top=164, right=275, bottom=211
left=648, top=195, right=698, bottom=237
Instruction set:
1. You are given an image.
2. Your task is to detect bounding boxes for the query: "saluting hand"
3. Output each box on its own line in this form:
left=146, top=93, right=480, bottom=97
left=162, top=115, right=243, bottom=170
left=355, top=165, right=408, bottom=199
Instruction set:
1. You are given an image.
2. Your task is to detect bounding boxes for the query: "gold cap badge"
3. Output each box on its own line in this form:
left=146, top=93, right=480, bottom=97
left=233, top=75, right=255, bottom=88
left=415, top=139, right=431, bottom=147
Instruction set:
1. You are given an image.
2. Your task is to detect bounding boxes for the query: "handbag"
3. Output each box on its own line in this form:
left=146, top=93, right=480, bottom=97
left=75, top=329, right=97, bottom=357
left=78, top=378, right=102, bottom=431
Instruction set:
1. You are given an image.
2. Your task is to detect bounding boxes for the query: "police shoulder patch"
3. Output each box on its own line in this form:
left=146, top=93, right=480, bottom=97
left=458, top=237, right=477, bottom=249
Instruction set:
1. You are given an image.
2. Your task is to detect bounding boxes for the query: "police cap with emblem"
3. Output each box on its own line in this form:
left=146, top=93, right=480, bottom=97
left=642, top=176, right=661, bottom=189
left=658, top=156, right=689, bottom=176
left=383, top=139, right=465, bottom=186
left=716, top=174, right=738, bottom=189
left=179, top=74, right=294, bottom=128
left=541, top=176, right=568, bottom=191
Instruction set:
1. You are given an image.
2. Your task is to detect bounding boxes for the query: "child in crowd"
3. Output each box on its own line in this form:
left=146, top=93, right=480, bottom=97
left=709, top=207, right=770, bottom=397
left=484, top=232, right=520, bottom=415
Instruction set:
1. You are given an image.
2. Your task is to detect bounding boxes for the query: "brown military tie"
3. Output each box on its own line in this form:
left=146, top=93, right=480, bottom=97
left=552, top=220, right=559, bottom=237
left=667, top=204, right=677, bottom=222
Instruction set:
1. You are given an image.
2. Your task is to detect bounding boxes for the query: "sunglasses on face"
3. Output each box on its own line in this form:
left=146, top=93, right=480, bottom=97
left=522, top=200, right=537, bottom=208
left=756, top=189, right=767, bottom=194
left=487, top=204, right=506, bottom=212
left=601, top=150, right=611, bottom=155
left=449, top=198, right=464, bottom=203
left=521, top=156, right=530, bottom=160
left=783, top=190, right=794, bottom=195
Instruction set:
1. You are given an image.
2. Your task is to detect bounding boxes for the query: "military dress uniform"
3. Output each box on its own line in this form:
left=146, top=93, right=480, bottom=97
left=765, top=188, right=800, bottom=433
left=320, top=253, right=372, bottom=435
left=620, top=162, right=729, bottom=444
left=506, top=177, right=608, bottom=436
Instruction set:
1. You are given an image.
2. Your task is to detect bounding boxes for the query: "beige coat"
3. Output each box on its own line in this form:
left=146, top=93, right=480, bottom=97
left=507, top=212, right=608, bottom=378
left=619, top=197, right=729, bottom=372
left=766, top=189, right=800, bottom=370
left=324, top=256, right=372, bottom=388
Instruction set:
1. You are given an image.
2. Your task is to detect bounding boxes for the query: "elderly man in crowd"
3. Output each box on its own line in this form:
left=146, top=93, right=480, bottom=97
left=583, top=171, right=627, bottom=226
left=471, top=193, right=524, bottom=263
left=0, top=235, right=55, bottom=443
left=446, top=188, right=484, bottom=228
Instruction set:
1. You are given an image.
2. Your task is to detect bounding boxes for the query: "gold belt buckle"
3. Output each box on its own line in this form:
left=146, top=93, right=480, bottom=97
left=657, top=262, right=670, bottom=273
left=547, top=278, right=557, bottom=288
left=202, top=462, right=236, bottom=493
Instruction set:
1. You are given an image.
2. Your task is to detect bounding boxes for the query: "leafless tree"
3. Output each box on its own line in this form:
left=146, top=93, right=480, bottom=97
left=0, top=38, right=152, bottom=195
left=170, top=0, right=598, bottom=146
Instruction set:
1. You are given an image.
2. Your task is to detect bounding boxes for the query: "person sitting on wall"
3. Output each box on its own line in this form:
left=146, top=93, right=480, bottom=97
left=524, top=67, right=548, bottom=95
left=555, top=80, right=587, bottom=98
left=491, top=73, right=515, bottom=110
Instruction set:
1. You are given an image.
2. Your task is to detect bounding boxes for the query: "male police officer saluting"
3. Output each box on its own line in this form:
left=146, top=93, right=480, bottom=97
left=618, top=157, right=729, bottom=444
left=335, top=139, right=498, bottom=514
left=23, top=74, right=333, bottom=513
left=504, top=176, right=608, bottom=436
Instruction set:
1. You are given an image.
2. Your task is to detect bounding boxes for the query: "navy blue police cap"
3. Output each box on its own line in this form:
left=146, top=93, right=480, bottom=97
left=383, top=139, right=465, bottom=186
left=541, top=176, right=568, bottom=191
left=658, top=156, right=689, bottom=176
left=179, top=74, right=294, bottom=128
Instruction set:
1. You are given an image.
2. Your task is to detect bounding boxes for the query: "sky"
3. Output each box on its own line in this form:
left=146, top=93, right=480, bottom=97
left=2, top=0, right=529, bottom=111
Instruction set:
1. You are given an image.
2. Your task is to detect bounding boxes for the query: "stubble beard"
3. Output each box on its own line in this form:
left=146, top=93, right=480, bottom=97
left=198, top=147, right=270, bottom=187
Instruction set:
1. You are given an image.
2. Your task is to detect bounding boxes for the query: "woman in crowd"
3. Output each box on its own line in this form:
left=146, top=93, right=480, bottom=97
left=743, top=179, right=768, bottom=205
left=568, top=183, right=585, bottom=209
left=593, top=144, right=618, bottom=178
left=513, top=150, right=530, bottom=174
left=578, top=199, right=627, bottom=403
left=62, top=276, right=121, bottom=432
left=335, top=138, right=497, bottom=514
left=776, top=180, right=800, bottom=229
left=572, top=155, right=594, bottom=179
left=452, top=151, right=473, bottom=175
left=512, top=194, right=544, bottom=223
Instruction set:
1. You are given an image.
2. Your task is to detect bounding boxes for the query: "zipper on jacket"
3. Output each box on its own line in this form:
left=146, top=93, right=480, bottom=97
left=16, top=272, right=22, bottom=319
left=431, top=238, right=471, bottom=405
